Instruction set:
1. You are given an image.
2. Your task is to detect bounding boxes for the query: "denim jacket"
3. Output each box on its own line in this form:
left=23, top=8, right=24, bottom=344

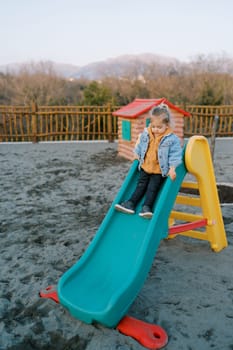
left=134, top=128, right=183, bottom=177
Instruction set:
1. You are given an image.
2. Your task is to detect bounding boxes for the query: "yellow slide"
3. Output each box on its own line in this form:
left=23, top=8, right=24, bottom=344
left=172, top=135, right=227, bottom=252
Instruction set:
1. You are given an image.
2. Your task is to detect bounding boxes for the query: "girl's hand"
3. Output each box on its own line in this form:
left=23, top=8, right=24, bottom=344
left=168, top=167, right=176, bottom=181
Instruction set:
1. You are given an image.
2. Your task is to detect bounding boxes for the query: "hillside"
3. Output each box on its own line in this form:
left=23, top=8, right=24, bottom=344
left=0, top=61, right=80, bottom=78
left=1, top=52, right=233, bottom=80
left=0, top=53, right=180, bottom=80
left=70, top=53, right=180, bottom=80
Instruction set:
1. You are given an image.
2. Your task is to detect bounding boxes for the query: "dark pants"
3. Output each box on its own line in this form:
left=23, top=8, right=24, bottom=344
left=129, top=169, right=165, bottom=209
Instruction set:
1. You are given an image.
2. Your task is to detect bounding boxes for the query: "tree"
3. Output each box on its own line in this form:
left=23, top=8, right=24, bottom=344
left=9, top=62, right=67, bottom=105
left=82, top=81, right=112, bottom=105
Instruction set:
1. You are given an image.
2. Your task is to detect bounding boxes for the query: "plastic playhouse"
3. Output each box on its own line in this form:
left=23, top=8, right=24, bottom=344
left=112, top=98, right=191, bottom=160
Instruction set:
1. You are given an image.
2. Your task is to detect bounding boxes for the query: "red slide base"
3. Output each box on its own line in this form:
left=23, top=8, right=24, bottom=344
left=39, top=285, right=59, bottom=303
left=117, top=315, right=168, bottom=350
left=39, top=286, right=168, bottom=349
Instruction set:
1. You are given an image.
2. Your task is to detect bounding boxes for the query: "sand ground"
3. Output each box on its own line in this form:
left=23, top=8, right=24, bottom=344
left=0, top=138, right=233, bottom=350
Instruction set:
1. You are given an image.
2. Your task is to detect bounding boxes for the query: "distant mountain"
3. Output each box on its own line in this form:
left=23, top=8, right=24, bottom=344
left=1, top=53, right=233, bottom=80
left=71, top=53, right=180, bottom=80
left=0, top=53, right=180, bottom=80
left=0, top=61, right=80, bottom=78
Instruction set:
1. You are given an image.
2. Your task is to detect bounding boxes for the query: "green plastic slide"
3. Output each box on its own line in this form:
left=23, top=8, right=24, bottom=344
left=58, top=157, right=187, bottom=328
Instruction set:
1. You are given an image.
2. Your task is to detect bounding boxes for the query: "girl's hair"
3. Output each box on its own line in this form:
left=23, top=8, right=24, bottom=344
left=150, top=103, right=174, bottom=127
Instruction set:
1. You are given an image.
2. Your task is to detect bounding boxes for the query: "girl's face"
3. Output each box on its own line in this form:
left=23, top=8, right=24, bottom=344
left=150, top=117, right=168, bottom=136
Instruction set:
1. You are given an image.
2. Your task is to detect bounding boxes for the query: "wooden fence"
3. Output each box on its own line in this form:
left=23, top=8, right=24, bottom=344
left=184, top=105, right=233, bottom=137
left=0, top=104, right=232, bottom=142
left=0, top=104, right=118, bottom=142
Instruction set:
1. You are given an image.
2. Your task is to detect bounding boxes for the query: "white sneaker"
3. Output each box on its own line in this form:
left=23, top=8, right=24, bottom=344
left=139, top=205, right=153, bottom=219
left=115, top=201, right=135, bottom=214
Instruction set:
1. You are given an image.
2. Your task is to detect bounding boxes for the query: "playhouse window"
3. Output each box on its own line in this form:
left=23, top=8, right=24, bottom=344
left=122, top=120, right=131, bottom=141
left=146, top=118, right=150, bottom=127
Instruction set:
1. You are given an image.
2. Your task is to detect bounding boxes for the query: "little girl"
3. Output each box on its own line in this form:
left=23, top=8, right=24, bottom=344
left=115, top=103, right=182, bottom=218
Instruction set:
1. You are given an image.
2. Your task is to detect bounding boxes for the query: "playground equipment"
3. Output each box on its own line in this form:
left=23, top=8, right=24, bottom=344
left=40, top=136, right=227, bottom=350
left=168, top=135, right=227, bottom=252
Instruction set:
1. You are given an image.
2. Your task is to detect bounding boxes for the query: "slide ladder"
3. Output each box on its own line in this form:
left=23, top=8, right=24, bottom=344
left=169, top=135, right=227, bottom=252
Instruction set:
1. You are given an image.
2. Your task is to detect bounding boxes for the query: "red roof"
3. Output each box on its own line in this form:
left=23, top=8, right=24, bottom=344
left=112, top=98, right=191, bottom=118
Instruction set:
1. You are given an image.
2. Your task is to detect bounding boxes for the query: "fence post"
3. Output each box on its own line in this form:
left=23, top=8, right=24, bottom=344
left=31, top=102, right=38, bottom=143
left=107, top=104, right=113, bottom=142
left=0, top=114, right=2, bottom=142
left=210, top=115, right=219, bottom=160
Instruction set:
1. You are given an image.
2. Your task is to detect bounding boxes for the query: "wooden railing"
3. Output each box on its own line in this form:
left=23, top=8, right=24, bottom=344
left=183, top=105, right=233, bottom=137
left=0, top=104, right=232, bottom=142
left=0, top=104, right=118, bottom=142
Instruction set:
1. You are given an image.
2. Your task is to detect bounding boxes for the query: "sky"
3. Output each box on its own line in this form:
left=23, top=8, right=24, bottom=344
left=1, top=0, right=233, bottom=67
